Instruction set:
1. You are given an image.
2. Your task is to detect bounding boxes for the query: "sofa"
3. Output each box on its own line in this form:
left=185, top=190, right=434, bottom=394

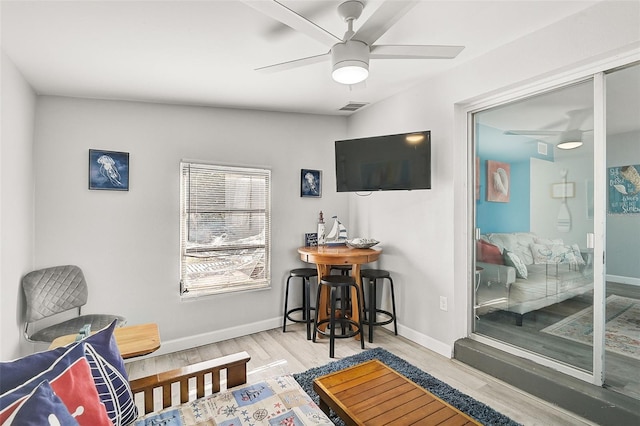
left=0, top=321, right=332, bottom=425
left=476, top=232, right=593, bottom=325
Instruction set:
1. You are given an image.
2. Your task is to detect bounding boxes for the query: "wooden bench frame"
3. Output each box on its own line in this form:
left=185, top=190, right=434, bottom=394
left=129, top=351, right=251, bottom=415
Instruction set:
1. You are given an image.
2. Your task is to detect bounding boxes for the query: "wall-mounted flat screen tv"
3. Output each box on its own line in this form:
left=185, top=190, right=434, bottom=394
left=335, top=131, right=431, bottom=192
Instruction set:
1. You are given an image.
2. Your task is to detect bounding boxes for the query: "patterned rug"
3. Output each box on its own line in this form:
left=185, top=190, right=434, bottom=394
left=542, top=295, right=640, bottom=360
left=293, top=347, right=519, bottom=426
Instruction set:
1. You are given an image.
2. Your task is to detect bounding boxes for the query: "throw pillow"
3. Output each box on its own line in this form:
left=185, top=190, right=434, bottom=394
left=530, top=243, right=582, bottom=265
left=2, top=380, right=79, bottom=426
left=534, top=236, right=564, bottom=245
left=477, top=240, right=504, bottom=265
left=0, top=343, right=112, bottom=425
left=0, top=320, right=137, bottom=426
left=503, top=250, right=528, bottom=279
left=571, top=243, right=586, bottom=266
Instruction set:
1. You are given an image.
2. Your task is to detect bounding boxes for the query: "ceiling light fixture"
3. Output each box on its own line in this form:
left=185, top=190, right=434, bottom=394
left=331, top=40, right=369, bottom=85
left=556, top=129, right=583, bottom=150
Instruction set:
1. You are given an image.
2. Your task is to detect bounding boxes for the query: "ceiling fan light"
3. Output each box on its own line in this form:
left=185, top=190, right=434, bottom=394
left=557, top=129, right=583, bottom=149
left=557, top=140, right=583, bottom=150
left=331, top=40, right=370, bottom=85
left=332, top=62, right=369, bottom=84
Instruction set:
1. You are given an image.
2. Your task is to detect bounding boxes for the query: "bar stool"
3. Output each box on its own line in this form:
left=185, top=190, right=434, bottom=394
left=360, top=269, right=398, bottom=343
left=283, top=268, right=317, bottom=340
left=331, top=264, right=352, bottom=275
left=313, top=275, right=365, bottom=358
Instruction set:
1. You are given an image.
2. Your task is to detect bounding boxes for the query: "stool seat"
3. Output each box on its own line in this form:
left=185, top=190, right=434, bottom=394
left=313, top=275, right=364, bottom=358
left=331, top=265, right=352, bottom=275
left=360, top=269, right=397, bottom=343
left=290, top=268, right=318, bottom=278
left=361, top=269, right=390, bottom=280
left=283, top=268, right=318, bottom=340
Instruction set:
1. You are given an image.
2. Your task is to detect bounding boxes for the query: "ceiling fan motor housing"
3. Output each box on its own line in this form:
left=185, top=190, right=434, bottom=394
left=331, top=39, right=370, bottom=84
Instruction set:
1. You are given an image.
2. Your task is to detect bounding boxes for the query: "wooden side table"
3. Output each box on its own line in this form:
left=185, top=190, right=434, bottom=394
left=49, top=323, right=161, bottom=359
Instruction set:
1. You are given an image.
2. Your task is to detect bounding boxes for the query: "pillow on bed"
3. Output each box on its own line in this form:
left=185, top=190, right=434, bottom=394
left=0, top=343, right=112, bottom=425
left=0, top=320, right=137, bottom=426
left=534, top=237, right=564, bottom=245
left=477, top=240, right=504, bottom=264
left=530, top=243, right=584, bottom=266
left=504, top=250, right=528, bottom=279
left=2, top=380, right=79, bottom=426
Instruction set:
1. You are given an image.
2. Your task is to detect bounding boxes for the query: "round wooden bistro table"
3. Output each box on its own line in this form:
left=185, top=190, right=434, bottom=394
left=297, top=245, right=382, bottom=339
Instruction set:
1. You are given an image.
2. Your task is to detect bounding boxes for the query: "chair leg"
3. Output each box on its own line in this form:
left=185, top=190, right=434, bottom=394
left=304, top=277, right=312, bottom=340
left=329, top=288, right=337, bottom=358
left=368, top=278, right=376, bottom=343
left=312, top=283, right=321, bottom=343
left=283, top=276, right=292, bottom=332
left=355, top=283, right=365, bottom=349
left=388, top=277, right=398, bottom=335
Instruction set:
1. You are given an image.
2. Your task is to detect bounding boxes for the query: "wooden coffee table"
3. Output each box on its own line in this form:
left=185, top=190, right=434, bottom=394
left=313, top=359, right=481, bottom=425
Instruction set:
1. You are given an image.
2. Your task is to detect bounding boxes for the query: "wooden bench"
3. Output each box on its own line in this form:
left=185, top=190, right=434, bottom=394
left=313, top=359, right=481, bottom=425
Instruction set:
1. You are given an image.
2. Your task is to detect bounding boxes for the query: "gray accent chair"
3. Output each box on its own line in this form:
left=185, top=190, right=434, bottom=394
left=22, top=265, right=126, bottom=342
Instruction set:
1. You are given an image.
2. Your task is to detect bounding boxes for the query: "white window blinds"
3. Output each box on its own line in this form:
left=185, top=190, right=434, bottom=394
left=180, top=162, right=271, bottom=297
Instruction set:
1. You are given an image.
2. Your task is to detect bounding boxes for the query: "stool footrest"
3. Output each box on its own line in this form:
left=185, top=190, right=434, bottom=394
left=362, top=309, right=394, bottom=327
left=315, top=318, right=361, bottom=340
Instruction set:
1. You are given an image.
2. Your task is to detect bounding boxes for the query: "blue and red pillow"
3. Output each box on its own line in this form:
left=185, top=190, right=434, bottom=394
left=0, top=320, right=137, bottom=426
left=0, top=342, right=112, bottom=425
left=2, top=380, right=79, bottom=426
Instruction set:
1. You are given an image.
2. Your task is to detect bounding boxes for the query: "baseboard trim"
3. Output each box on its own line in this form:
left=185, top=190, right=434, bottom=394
left=397, top=324, right=452, bottom=358
left=607, top=274, right=640, bottom=286
left=125, top=317, right=282, bottom=363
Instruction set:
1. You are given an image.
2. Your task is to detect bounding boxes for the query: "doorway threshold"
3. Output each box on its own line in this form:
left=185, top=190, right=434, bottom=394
left=454, top=338, right=639, bottom=425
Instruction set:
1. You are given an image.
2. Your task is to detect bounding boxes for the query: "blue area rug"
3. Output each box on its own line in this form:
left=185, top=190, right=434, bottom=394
left=293, top=347, right=520, bottom=426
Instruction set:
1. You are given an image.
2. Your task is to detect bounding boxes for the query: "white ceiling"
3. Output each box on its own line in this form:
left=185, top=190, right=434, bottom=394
left=1, top=0, right=602, bottom=116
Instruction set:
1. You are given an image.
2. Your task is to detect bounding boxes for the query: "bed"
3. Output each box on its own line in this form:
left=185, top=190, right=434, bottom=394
left=130, top=351, right=333, bottom=425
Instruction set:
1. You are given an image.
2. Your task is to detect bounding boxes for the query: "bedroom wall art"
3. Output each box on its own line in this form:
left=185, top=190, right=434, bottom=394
left=486, top=160, right=510, bottom=203
left=88, top=149, right=129, bottom=191
left=300, top=169, right=321, bottom=197
left=608, top=164, right=640, bottom=214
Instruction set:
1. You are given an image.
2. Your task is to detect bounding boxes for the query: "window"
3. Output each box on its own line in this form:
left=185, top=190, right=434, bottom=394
left=180, top=162, right=271, bottom=297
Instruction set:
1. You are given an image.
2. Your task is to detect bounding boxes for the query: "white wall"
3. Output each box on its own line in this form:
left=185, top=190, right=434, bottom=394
left=347, top=1, right=640, bottom=354
left=0, top=51, right=36, bottom=360
left=530, top=154, right=594, bottom=246
left=32, top=96, right=347, bottom=355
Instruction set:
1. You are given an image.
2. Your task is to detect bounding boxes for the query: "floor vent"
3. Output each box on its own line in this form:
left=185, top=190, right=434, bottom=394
left=339, top=102, right=369, bottom=112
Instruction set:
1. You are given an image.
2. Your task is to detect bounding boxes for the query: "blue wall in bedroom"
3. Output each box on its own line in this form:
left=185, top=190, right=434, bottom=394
left=476, top=124, right=550, bottom=234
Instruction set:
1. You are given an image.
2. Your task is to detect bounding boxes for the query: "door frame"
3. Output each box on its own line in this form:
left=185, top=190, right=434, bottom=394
left=454, top=48, right=640, bottom=386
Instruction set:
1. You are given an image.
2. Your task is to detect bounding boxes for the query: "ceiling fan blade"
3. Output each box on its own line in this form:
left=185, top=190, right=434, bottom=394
left=353, top=0, right=418, bottom=46
left=504, top=130, right=562, bottom=136
left=370, top=44, right=464, bottom=59
left=241, top=0, right=341, bottom=47
left=255, top=52, right=330, bottom=73
left=566, top=108, right=592, bottom=130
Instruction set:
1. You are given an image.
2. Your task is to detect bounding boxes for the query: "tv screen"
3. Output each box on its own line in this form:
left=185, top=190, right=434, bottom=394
left=335, top=131, right=431, bottom=192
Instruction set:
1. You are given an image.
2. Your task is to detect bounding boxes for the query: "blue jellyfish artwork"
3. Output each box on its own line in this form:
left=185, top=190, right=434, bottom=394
left=89, top=150, right=129, bottom=190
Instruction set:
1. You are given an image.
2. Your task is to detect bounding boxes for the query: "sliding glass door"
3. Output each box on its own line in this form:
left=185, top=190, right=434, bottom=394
left=473, top=80, right=597, bottom=374
left=470, top=62, right=640, bottom=398
left=603, top=63, right=640, bottom=399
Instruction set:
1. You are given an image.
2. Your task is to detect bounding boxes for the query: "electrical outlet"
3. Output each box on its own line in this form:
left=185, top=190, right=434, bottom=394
left=439, top=296, right=448, bottom=311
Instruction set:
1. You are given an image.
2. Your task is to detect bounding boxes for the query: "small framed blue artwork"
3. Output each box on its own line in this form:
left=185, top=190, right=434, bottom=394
left=89, top=149, right=130, bottom=191
left=301, top=169, right=321, bottom=197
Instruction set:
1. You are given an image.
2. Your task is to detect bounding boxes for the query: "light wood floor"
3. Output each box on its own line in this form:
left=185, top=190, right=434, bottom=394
left=126, top=323, right=596, bottom=426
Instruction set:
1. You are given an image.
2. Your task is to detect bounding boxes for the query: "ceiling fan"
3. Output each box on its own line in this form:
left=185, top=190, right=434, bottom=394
left=504, top=109, right=593, bottom=150
left=243, top=0, right=465, bottom=85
